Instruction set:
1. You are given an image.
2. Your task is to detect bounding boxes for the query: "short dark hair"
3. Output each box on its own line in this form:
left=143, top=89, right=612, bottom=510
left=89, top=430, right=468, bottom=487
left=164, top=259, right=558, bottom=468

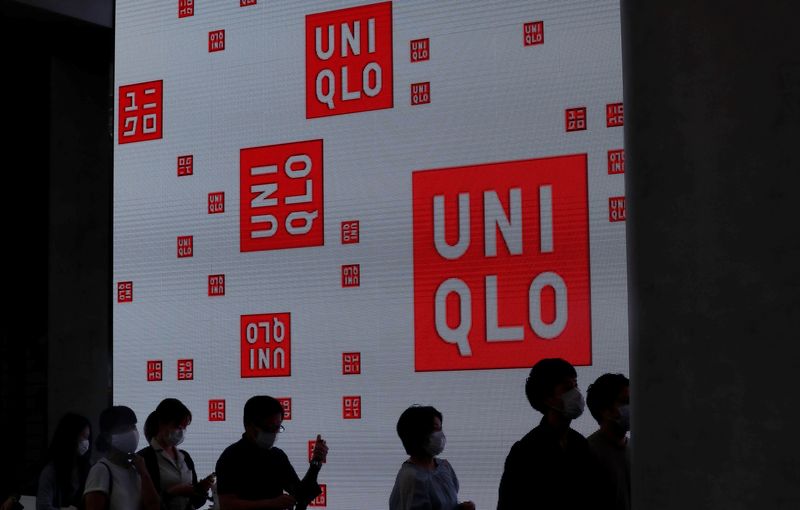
left=144, top=411, right=158, bottom=442
left=243, top=396, right=284, bottom=426
left=396, top=406, right=443, bottom=456
left=587, top=373, right=630, bottom=424
left=97, top=406, right=137, bottom=452
left=525, top=358, right=577, bottom=413
left=154, top=398, right=192, bottom=427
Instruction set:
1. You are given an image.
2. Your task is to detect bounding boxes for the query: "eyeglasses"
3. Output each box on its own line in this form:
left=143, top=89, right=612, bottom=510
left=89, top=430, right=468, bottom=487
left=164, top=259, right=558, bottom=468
left=260, top=424, right=285, bottom=434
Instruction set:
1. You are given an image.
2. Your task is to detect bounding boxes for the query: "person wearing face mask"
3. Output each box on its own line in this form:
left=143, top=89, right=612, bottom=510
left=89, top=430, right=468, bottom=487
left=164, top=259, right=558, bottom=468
left=497, top=358, right=600, bottom=510
left=215, top=396, right=328, bottom=510
left=389, top=406, right=475, bottom=510
left=36, top=412, right=93, bottom=510
left=83, top=406, right=160, bottom=510
left=137, top=399, right=215, bottom=510
left=586, top=373, right=631, bottom=510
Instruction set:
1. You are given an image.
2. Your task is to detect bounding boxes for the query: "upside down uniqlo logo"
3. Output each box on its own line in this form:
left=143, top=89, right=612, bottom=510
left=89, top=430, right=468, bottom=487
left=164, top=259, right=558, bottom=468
left=209, top=400, right=226, bottom=421
left=342, top=352, right=361, bottom=375
left=177, top=155, right=193, bottom=176
left=606, top=102, right=624, bottom=127
left=178, top=0, right=193, bottom=19
left=208, top=274, right=225, bottom=297
left=306, top=2, right=394, bottom=118
left=608, top=149, right=625, bottom=175
left=118, top=81, right=162, bottom=144
left=308, top=440, right=327, bottom=463
left=523, top=21, right=544, bottom=46
left=177, top=359, right=194, bottom=380
left=565, top=107, right=587, bottom=132
left=412, top=154, right=591, bottom=371
left=241, top=313, right=291, bottom=377
left=209, top=30, right=225, bottom=52
left=411, top=82, right=430, bottom=106
left=147, top=360, right=162, bottom=382
left=410, top=38, right=429, bottom=62
left=208, top=192, right=225, bottom=214
left=609, top=196, right=626, bottom=222
left=177, top=236, right=193, bottom=258
left=309, top=485, right=327, bottom=507
left=117, top=281, right=133, bottom=303
left=341, top=220, right=359, bottom=244
left=342, top=264, right=360, bottom=287
left=343, top=396, right=361, bottom=419
left=240, top=0, right=256, bottom=6
left=240, top=140, right=324, bottom=252
left=277, top=398, right=292, bottom=420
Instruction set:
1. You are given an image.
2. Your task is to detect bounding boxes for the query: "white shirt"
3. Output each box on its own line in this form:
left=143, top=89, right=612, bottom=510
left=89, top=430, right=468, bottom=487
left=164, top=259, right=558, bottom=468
left=84, top=458, right=142, bottom=510
left=149, top=438, right=194, bottom=510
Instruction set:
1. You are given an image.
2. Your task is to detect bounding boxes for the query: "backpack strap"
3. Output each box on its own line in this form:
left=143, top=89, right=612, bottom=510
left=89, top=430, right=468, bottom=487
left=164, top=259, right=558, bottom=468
left=99, top=459, right=113, bottom=503
left=138, top=446, right=162, bottom=494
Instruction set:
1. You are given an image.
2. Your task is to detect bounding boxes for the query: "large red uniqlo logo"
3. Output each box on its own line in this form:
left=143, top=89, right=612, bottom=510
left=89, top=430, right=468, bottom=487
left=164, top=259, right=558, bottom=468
left=309, top=485, right=327, bottom=507
left=606, top=102, right=624, bottom=127
left=147, top=360, right=162, bottom=382
left=305, top=2, right=393, bottom=118
left=178, top=0, right=193, bottom=18
left=523, top=21, right=544, bottom=46
left=240, top=140, right=324, bottom=252
left=209, top=400, right=226, bottom=421
left=117, top=281, right=133, bottom=303
left=608, top=149, right=624, bottom=175
left=118, top=81, right=162, bottom=144
left=609, top=196, right=626, bottom=222
left=565, top=107, right=587, bottom=132
left=177, top=236, right=193, bottom=258
left=240, top=313, right=291, bottom=377
left=277, top=398, right=292, bottom=420
left=208, top=274, right=225, bottom=297
left=412, top=154, right=591, bottom=371
left=177, top=359, right=194, bottom=380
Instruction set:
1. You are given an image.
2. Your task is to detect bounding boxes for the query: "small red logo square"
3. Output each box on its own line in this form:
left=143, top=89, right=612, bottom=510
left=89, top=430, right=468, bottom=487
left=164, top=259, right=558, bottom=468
left=177, top=155, right=193, bottom=176
left=308, top=440, right=328, bottom=463
left=147, top=360, right=162, bottom=382
left=177, top=359, right=194, bottom=380
left=178, top=0, right=194, bottom=19
left=177, top=236, right=193, bottom=258
left=343, top=396, right=361, bottom=419
left=608, top=149, right=624, bottom=175
left=277, top=397, right=292, bottom=420
left=117, top=281, right=133, bottom=303
left=208, top=274, right=225, bottom=297
left=411, top=82, right=430, bottom=106
left=209, top=30, right=225, bottom=52
left=410, top=38, right=429, bottom=63
left=241, top=313, right=291, bottom=377
left=609, top=196, right=626, bottom=222
left=341, top=220, right=359, bottom=244
left=524, top=21, right=544, bottom=46
left=240, top=0, right=256, bottom=6
left=309, top=485, right=327, bottom=507
left=565, top=107, right=587, bottom=132
left=209, top=400, right=226, bottom=421
left=118, top=80, right=163, bottom=144
left=342, top=352, right=361, bottom=375
left=342, top=264, right=360, bottom=288
left=208, top=192, right=225, bottom=214
left=606, top=102, right=624, bottom=127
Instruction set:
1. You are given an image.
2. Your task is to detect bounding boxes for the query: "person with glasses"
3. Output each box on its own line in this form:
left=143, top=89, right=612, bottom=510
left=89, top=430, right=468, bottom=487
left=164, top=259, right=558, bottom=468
left=215, top=396, right=328, bottom=510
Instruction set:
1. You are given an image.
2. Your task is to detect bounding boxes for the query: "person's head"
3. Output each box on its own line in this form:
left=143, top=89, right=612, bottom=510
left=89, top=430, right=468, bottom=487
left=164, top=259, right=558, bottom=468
left=525, top=358, right=584, bottom=421
left=97, top=406, right=139, bottom=454
left=152, top=398, right=192, bottom=448
left=396, top=405, right=445, bottom=458
left=243, top=396, right=285, bottom=450
left=587, top=373, right=630, bottom=435
left=46, top=413, right=92, bottom=493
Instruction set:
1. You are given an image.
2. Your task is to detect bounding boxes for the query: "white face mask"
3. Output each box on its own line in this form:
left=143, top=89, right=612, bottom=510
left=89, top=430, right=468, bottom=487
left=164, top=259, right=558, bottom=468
left=424, top=431, right=446, bottom=457
left=256, top=430, right=277, bottom=450
left=77, top=439, right=90, bottom=456
left=167, top=428, right=185, bottom=447
left=559, top=387, right=585, bottom=420
left=111, top=429, right=140, bottom=454
left=616, top=405, right=631, bottom=432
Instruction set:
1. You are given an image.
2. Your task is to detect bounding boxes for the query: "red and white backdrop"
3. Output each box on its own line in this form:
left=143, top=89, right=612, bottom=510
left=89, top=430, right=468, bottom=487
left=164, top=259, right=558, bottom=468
left=114, top=1, right=626, bottom=507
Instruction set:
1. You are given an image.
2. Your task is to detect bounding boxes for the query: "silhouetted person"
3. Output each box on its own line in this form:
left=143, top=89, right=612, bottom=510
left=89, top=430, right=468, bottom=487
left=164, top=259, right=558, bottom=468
left=37, top=412, right=92, bottom=510
left=587, top=373, right=630, bottom=510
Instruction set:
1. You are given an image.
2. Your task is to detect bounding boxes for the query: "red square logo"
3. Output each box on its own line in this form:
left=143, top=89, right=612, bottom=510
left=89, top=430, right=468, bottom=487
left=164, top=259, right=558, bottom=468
left=208, top=274, right=225, bottom=297
left=342, top=352, right=361, bottom=375
left=117, top=281, right=133, bottom=303
left=341, top=264, right=360, bottom=288
left=277, top=397, right=292, bottom=420
left=309, top=485, right=327, bottom=507
left=240, top=0, right=257, bottom=6
left=308, top=440, right=327, bottom=463
left=241, top=313, right=291, bottom=377
left=341, top=220, right=360, bottom=244
left=607, top=149, right=625, bottom=175
left=118, top=80, right=163, bottom=144
left=177, top=359, right=194, bottom=380
left=343, top=396, right=362, bottom=419
left=412, top=154, right=591, bottom=371
left=565, top=107, right=587, bottom=132
left=411, top=82, right=430, bottom=106
left=209, top=30, right=225, bottom=52
left=240, top=139, right=324, bottom=252
left=209, top=400, right=226, bottom=421
left=609, top=196, right=626, bottom=222
left=410, top=38, right=429, bottom=62
left=208, top=192, right=225, bottom=214
left=306, top=2, right=394, bottom=118
left=177, top=155, right=193, bottom=176
left=177, top=236, right=193, bottom=258
left=147, top=360, right=163, bottom=382
left=606, top=102, right=624, bottom=127
left=178, top=0, right=194, bottom=18
left=524, top=21, right=544, bottom=46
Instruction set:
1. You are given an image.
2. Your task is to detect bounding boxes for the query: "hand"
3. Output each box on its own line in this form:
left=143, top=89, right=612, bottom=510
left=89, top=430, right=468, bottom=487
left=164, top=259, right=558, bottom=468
left=311, top=434, right=328, bottom=464
left=197, top=473, right=215, bottom=492
left=269, top=494, right=296, bottom=509
left=457, top=502, right=476, bottom=510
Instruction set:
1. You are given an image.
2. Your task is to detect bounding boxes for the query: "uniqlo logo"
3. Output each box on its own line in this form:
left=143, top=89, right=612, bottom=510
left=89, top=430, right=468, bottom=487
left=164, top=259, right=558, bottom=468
left=341, top=220, right=359, bottom=244
left=240, top=139, right=324, bottom=252
left=177, top=359, right=194, bottom=380
left=240, top=0, right=256, bottom=6
left=240, top=313, right=291, bottom=377
left=608, top=149, right=625, bottom=175
left=118, top=80, right=162, bottom=144
left=177, top=236, right=193, bottom=258
left=208, top=274, right=225, bottom=297
left=342, top=264, right=360, bottom=288
left=342, top=352, right=361, bottom=375
left=209, top=400, right=226, bottom=421
left=523, top=21, right=544, bottom=46
left=343, top=396, right=362, bottom=419
left=308, top=440, right=327, bottom=463
left=606, top=102, right=624, bottom=127
left=309, top=485, right=327, bottom=507
left=410, top=38, right=429, bottom=62
left=178, top=0, right=193, bottom=18
left=609, top=196, right=626, bottom=222
left=177, top=155, right=193, bottom=176
left=411, top=82, right=430, bottom=106
left=147, top=360, right=163, bottom=382
left=277, top=398, right=292, bottom=420
left=412, top=154, right=591, bottom=371
left=306, top=2, right=394, bottom=118
left=209, top=30, right=225, bottom=52
left=208, top=192, right=225, bottom=214
left=117, top=281, right=133, bottom=303
left=565, top=107, right=587, bottom=132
